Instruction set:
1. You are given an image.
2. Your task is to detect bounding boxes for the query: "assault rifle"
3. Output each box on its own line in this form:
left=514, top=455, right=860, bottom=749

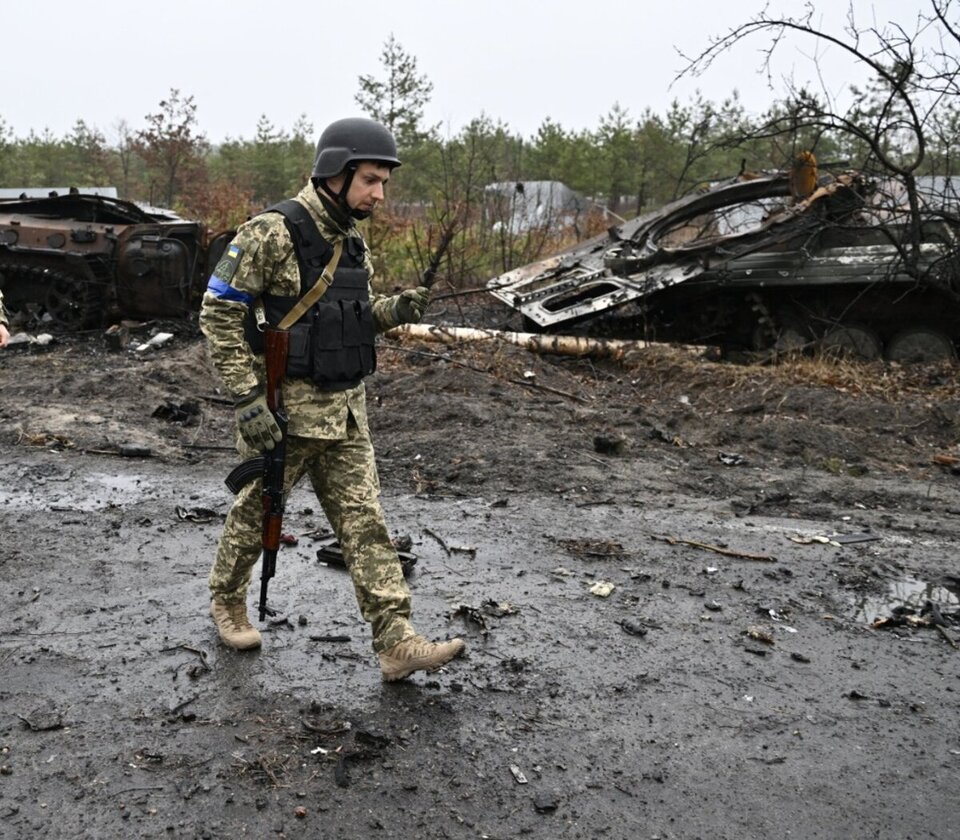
left=224, top=327, right=289, bottom=621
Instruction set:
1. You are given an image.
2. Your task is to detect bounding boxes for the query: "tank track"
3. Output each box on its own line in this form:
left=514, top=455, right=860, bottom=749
left=0, top=257, right=103, bottom=330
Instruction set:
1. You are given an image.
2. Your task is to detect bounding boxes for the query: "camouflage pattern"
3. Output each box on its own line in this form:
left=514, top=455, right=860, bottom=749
left=201, top=181, right=416, bottom=652
left=199, top=182, right=406, bottom=439
left=209, top=426, right=414, bottom=652
left=0, top=289, right=8, bottom=326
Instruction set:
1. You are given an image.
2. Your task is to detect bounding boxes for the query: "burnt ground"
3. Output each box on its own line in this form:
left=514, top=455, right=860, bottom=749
left=1, top=299, right=960, bottom=839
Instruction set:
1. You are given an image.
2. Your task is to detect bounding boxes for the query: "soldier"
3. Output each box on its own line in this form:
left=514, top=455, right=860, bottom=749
left=0, top=290, right=10, bottom=348
left=199, top=117, right=465, bottom=681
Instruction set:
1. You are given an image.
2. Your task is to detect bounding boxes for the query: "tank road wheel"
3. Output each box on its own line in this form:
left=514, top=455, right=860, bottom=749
left=819, top=325, right=883, bottom=361
left=774, top=326, right=810, bottom=355
left=40, top=267, right=101, bottom=330
left=751, top=322, right=809, bottom=357
left=0, top=260, right=102, bottom=331
left=885, top=329, right=956, bottom=364
left=747, top=298, right=815, bottom=359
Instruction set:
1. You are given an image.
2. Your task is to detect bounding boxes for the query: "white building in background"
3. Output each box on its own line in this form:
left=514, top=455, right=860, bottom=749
left=484, top=180, right=588, bottom=234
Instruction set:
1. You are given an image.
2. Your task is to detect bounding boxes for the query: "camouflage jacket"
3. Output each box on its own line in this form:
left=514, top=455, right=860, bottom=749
left=0, top=290, right=8, bottom=327
left=199, top=183, right=404, bottom=439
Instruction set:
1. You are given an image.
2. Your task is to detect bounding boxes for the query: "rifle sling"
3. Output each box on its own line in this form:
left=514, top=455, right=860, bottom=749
left=276, top=240, right=344, bottom=331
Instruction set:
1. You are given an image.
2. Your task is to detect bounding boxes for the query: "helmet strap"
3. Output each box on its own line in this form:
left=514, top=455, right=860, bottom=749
left=316, top=164, right=372, bottom=221
left=314, top=180, right=351, bottom=229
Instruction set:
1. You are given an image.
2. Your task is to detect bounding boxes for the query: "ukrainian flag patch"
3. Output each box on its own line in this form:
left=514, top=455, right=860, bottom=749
left=213, top=242, right=244, bottom=284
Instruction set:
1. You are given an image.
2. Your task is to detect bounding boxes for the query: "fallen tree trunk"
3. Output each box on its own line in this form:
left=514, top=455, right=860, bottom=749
left=386, top=323, right=682, bottom=360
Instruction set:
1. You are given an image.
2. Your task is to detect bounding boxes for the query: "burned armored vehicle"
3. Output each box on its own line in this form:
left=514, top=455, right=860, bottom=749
left=488, top=168, right=960, bottom=362
left=0, top=193, right=230, bottom=329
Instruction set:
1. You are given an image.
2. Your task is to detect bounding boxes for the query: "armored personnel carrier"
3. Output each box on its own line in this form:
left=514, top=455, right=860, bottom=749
left=0, top=192, right=231, bottom=329
left=488, top=168, right=960, bottom=362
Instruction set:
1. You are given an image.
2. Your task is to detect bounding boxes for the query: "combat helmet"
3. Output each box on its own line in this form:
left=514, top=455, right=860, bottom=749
left=312, top=117, right=401, bottom=179
left=312, top=118, right=400, bottom=220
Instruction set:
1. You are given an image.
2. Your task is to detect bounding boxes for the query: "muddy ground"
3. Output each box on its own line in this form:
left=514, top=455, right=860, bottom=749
left=1, top=300, right=960, bottom=839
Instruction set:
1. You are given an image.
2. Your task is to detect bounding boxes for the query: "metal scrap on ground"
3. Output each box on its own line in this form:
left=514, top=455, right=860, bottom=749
left=486, top=165, right=960, bottom=363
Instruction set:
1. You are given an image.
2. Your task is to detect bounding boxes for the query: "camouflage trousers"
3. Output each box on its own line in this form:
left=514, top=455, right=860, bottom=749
left=209, top=419, right=414, bottom=653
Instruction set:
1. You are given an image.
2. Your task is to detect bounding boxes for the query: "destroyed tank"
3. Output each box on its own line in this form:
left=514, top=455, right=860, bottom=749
left=488, top=168, right=960, bottom=363
left=0, top=193, right=232, bottom=329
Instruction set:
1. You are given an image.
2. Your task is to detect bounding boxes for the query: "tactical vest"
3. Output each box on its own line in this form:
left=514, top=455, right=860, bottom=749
left=245, top=199, right=376, bottom=391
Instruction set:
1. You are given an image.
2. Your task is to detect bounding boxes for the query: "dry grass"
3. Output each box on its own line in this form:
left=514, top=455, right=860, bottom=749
left=623, top=344, right=960, bottom=403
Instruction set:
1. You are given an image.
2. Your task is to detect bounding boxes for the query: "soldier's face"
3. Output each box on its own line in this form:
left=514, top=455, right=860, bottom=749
left=328, top=162, right=391, bottom=213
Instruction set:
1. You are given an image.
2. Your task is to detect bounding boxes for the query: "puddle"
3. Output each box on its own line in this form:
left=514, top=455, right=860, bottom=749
left=851, top=576, right=960, bottom=623
left=88, top=471, right=152, bottom=498
left=0, top=470, right=154, bottom=512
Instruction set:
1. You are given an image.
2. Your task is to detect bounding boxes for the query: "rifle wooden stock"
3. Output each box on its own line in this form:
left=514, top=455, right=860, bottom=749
left=263, top=328, right=289, bottom=415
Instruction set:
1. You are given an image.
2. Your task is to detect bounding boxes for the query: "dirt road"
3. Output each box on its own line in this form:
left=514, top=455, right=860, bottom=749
left=1, top=324, right=959, bottom=839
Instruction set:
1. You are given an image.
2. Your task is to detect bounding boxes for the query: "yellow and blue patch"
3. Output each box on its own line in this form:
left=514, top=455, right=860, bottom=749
left=207, top=242, right=253, bottom=304
left=213, top=242, right=243, bottom=283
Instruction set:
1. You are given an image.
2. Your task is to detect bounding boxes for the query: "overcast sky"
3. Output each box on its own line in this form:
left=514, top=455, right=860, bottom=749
left=3, top=0, right=927, bottom=144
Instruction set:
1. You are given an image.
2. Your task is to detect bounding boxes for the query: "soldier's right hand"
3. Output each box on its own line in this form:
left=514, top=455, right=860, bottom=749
left=234, top=390, right=282, bottom=451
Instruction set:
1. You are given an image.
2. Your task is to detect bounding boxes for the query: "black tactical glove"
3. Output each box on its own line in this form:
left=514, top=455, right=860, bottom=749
left=393, top=286, right=430, bottom=324
left=234, top=389, right=282, bottom=452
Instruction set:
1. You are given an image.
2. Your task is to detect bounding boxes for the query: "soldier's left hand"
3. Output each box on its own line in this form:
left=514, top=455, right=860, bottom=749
left=394, top=286, right=430, bottom=324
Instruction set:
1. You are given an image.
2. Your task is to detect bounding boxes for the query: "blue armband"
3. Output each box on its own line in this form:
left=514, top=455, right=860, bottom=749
left=207, top=276, right=254, bottom=305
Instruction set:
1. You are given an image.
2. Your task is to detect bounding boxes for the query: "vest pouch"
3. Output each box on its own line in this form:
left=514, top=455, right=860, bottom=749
left=346, top=300, right=376, bottom=381
left=314, top=301, right=354, bottom=386
left=358, top=302, right=376, bottom=377
left=323, top=268, right=369, bottom=301
left=342, top=301, right=363, bottom=347
left=285, top=321, right=313, bottom=379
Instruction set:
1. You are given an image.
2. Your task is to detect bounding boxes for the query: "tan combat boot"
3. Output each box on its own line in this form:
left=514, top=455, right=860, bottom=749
left=210, top=600, right=262, bottom=650
left=379, top=634, right=466, bottom=682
